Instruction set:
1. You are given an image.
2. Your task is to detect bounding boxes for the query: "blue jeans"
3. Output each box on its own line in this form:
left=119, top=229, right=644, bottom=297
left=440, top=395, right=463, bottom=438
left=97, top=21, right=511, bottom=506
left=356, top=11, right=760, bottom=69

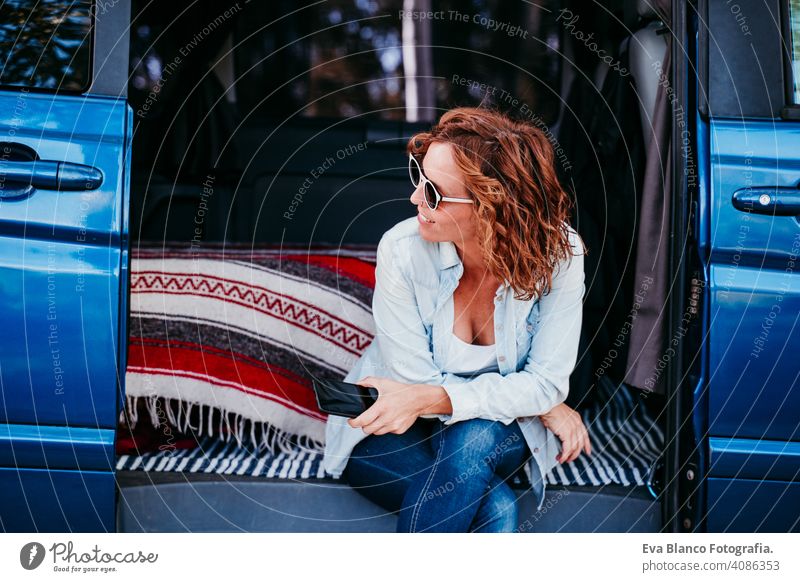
left=343, top=417, right=531, bottom=532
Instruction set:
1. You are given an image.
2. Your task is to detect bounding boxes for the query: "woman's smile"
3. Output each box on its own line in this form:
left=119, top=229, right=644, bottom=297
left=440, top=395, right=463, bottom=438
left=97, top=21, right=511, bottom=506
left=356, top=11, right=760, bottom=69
left=417, top=212, right=435, bottom=224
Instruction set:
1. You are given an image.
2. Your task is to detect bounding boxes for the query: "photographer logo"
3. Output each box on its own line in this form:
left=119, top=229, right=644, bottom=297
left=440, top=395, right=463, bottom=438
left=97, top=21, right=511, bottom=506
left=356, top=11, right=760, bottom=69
left=20, top=542, right=46, bottom=570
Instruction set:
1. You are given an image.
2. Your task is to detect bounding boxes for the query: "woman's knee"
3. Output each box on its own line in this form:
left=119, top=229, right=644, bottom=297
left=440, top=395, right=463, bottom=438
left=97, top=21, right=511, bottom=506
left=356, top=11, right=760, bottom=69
left=434, top=418, right=520, bottom=471
left=471, top=479, right=519, bottom=533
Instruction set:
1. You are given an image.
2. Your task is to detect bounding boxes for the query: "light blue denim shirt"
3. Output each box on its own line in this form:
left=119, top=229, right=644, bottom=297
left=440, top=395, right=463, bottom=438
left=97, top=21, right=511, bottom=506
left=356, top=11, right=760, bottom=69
left=322, top=216, right=586, bottom=512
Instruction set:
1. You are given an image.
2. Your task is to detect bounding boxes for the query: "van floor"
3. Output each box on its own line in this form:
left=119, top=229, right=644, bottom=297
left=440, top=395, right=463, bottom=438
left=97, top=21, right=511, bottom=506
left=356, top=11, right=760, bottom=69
left=115, top=471, right=660, bottom=532
left=114, top=377, right=663, bottom=532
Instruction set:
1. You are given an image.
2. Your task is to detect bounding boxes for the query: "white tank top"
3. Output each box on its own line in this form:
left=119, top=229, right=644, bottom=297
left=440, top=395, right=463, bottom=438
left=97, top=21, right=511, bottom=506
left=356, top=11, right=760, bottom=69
left=443, top=330, right=500, bottom=375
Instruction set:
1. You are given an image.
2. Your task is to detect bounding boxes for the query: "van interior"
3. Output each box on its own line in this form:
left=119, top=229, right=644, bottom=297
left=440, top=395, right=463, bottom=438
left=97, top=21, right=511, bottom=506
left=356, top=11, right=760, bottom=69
left=116, top=0, right=674, bottom=532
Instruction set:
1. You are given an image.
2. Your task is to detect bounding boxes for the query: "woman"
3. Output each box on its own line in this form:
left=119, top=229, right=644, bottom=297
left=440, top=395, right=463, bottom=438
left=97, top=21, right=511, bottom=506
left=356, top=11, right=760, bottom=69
left=321, top=106, right=591, bottom=533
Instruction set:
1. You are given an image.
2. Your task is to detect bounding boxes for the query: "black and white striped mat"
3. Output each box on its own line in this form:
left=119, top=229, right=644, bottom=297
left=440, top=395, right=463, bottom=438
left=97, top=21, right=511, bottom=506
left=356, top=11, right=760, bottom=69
left=116, top=377, right=663, bottom=488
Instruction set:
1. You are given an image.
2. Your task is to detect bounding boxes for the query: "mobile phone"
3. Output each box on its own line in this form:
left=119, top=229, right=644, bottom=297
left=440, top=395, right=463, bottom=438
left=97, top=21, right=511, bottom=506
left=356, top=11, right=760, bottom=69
left=311, top=377, right=379, bottom=419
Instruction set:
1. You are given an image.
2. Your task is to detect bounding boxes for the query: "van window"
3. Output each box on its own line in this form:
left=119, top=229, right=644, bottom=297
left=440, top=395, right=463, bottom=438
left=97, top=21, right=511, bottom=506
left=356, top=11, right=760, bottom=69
left=0, top=0, right=93, bottom=92
left=233, top=0, right=563, bottom=123
left=790, top=0, right=800, bottom=102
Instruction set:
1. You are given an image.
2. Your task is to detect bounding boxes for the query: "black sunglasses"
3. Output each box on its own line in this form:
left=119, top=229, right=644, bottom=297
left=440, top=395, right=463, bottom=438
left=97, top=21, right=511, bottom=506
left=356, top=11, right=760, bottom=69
left=408, top=154, right=474, bottom=211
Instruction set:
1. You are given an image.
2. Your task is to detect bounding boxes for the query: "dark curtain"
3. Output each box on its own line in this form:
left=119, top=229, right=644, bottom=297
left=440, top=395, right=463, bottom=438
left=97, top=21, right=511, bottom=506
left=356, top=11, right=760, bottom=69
left=623, top=0, right=672, bottom=395
left=559, top=32, right=646, bottom=408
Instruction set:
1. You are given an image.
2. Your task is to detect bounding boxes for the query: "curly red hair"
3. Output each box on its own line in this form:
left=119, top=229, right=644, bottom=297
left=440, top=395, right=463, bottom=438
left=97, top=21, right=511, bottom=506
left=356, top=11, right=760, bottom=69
left=407, top=106, right=584, bottom=301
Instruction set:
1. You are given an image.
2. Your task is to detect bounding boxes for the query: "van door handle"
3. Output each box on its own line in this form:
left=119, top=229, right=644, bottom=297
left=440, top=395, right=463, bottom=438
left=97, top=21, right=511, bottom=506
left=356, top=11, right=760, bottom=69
left=732, top=187, right=800, bottom=216
left=0, top=159, right=103, bottom=198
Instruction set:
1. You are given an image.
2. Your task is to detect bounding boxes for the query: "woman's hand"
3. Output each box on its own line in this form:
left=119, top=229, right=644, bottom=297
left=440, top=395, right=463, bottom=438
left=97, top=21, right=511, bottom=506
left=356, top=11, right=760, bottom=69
left=539, top=402, right=592, bottom=463
left=347, top=376, right=423, bottom=435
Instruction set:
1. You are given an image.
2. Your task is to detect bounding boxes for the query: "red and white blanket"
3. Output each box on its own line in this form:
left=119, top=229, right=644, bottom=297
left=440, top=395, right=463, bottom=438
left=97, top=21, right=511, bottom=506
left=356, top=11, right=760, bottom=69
left=122, top=243, right=377, bottom=456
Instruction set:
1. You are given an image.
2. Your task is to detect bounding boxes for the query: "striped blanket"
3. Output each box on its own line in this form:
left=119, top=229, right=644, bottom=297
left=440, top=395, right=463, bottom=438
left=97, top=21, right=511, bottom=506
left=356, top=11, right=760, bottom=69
left=117, top=376, right=663, bottom=489
left=122, top=243, right=378, bottom=456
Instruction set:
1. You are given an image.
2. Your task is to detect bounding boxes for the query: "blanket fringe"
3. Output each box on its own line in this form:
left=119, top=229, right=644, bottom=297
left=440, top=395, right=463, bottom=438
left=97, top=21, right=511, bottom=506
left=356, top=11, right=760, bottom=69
left=122, top=393, right=325, bottom=456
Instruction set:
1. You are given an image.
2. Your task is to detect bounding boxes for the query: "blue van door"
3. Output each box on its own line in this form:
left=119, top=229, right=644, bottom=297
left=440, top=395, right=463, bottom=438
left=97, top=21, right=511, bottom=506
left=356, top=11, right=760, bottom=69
left=0, top=0, right=131, bottom=532
left=700, top=0, right=800, bottom=532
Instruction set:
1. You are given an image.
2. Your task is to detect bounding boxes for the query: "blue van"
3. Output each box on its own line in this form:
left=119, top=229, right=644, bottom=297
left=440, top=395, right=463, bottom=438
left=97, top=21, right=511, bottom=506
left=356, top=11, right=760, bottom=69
left=0, top=0, right=797, bottom=533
